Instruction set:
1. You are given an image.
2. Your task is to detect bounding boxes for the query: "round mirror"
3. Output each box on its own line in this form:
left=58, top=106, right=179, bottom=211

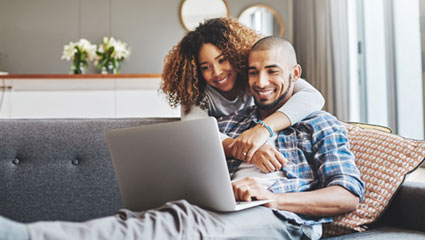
left=180, top=0, right=229, bottom=31
left=238, top=4, right=284, bottom=37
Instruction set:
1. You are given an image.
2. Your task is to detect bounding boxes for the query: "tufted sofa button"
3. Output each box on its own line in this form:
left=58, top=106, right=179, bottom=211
left=72, top=159, right=79, bottom=165
left=12, top=158, right=20, bottom=165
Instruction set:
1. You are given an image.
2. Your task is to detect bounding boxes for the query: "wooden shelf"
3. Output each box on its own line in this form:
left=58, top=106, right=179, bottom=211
left=0, top=73, right=162, bottom=79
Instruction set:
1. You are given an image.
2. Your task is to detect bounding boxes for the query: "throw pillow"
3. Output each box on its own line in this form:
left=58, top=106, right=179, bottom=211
left=347, top=122, right=392, bottom=133
left=323, top=123, right=425, bottom=237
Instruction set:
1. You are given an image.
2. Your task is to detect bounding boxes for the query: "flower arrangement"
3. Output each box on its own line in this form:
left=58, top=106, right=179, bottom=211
left=95, top=37, right=131, bottom=74
left=61, top=39, right=97, bottom=74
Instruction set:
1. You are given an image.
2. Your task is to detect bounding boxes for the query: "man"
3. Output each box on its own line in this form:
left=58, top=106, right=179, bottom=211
left=0, top=37, right=364, bottom=240
left=219, top=36, right=365, bottom=238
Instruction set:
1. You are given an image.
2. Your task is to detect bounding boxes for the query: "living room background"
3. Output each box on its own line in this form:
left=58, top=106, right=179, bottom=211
left=0, top=0, right=292, bottom=74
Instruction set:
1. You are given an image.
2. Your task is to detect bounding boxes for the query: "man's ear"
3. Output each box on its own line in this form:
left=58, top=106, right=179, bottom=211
left=291, top=65, right=302, bottom=82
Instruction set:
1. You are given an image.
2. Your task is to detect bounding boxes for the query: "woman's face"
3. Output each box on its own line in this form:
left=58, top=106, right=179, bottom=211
left=198, top=43, right=237, bottom=95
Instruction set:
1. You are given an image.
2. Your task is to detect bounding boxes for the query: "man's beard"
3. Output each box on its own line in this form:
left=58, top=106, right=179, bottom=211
left=254, top=79, right=292, bottom=110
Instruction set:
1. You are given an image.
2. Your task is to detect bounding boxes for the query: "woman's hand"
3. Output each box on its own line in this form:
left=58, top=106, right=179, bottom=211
left=229, top=124, right=270, bottom=162
left=250, top=144, right=287, bottom=173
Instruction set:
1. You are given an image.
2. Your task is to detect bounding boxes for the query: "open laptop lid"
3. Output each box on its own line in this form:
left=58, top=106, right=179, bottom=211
left=106, top=117, right=240, bottom=212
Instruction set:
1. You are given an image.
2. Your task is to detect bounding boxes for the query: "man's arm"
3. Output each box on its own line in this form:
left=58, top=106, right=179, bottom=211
left=232, top=177, right=359, bottom=217
left=272, top=186, right=360, bottom=216
left=232, top=113, right=364, bottom=217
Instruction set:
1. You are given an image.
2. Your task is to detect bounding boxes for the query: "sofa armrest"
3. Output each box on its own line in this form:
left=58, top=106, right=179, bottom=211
left=380, top=181, right=425, bottom=232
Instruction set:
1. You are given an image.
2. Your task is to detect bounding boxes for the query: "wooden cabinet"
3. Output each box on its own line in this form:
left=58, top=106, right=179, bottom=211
left=0, top=74, right=180, bottom=118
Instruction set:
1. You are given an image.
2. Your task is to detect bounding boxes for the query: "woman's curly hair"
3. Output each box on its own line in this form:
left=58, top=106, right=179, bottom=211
left=160, top=17, right=261, bottom=113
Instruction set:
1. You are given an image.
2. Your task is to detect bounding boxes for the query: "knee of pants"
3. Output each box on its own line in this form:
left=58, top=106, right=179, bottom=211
left=160, top=200, right=223, bottom=229
left=116, top=200, right=195, bottom=221
left=161, top=199, right=206, bottom=219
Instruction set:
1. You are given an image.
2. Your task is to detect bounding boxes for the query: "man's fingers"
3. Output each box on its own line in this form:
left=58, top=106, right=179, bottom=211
left=232, top=181, right=253, bottom=201
left=242, top=186, right=252, bottom=201
left=232, top=183, right=238, bottom=200
left=260, top=163, right=271, bottom=173
left=269, top=157, right=282, bottom=171
left=265, top=160, right=277, bottom=172
left=275, top=151, right=287, bottom=167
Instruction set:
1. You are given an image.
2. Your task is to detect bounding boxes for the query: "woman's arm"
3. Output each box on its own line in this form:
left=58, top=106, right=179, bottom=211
left=271, top=78, right=325, bottom=127
left=231, top=79, right=325, bottom=161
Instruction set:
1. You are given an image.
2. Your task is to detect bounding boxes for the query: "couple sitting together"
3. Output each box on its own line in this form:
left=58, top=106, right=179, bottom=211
left=1, top=18, right=364, bottom=240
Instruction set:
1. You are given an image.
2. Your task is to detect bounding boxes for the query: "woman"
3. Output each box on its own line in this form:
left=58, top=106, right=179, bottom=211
left=161, top=18, right=324, bottom=171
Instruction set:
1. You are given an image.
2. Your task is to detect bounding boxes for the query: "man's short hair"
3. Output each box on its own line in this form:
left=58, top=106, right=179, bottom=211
left=251, top=36, right=298, bottom=71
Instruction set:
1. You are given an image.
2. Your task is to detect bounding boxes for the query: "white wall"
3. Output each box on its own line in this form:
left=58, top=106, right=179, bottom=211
left=0, top=0, right=292, bottom=74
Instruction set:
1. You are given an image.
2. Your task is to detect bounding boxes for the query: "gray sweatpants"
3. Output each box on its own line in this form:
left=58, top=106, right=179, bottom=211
left=28, top=200, right=321, bottom=240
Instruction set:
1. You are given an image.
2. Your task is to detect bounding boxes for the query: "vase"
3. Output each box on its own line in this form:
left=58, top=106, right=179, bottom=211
left=101, top=66, right=108, bottom=74
left=107, top=62, right=118, bottom=74
left=70, top=62, right=85, bottom=74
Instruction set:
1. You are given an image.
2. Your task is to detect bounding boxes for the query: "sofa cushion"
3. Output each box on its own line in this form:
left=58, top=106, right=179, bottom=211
left=323, top=123, right=425, bottom=236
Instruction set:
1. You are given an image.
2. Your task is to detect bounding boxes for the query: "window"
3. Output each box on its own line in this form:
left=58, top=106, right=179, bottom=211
left=348, top=0, right=424, bottom=140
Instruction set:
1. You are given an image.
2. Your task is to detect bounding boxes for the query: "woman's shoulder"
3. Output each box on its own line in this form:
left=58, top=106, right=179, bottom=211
left=204, top=86, right=253, bottom=118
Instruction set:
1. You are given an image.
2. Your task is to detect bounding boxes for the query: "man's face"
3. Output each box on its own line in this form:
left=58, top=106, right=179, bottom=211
left=248, top=49, right=294, bottom=110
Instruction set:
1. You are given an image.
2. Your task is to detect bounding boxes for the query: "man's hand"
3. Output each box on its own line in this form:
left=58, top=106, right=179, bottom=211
left=229, top=124, right=270, bottom=162
left=232, top=177, right=277, bottom=208
left=250, top=144, right=287, bottom=173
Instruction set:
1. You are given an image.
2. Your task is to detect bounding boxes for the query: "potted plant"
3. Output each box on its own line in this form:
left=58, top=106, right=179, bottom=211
left=95, top=37, right=131, bottom=74
left=61, top=39, right=97, bottom=74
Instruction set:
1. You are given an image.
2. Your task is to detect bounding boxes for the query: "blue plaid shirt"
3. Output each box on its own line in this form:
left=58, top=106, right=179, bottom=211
left=217, top=106, right=365, bottom=225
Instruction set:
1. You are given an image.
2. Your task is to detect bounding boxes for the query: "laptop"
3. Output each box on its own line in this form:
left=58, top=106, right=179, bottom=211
left=106, top=117, right=270, bottom=212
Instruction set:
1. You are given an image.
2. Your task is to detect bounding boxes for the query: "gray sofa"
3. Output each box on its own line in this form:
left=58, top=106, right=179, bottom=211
left=1, top=118, right=425, bottom=239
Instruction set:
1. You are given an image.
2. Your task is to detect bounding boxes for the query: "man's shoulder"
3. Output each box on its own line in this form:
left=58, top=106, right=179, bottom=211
left=302, top=110, right=338, bottom=122
left=297, top=110, right=346, bottom=133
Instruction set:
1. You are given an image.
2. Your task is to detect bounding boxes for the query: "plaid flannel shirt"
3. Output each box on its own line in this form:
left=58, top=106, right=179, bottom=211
left=217, top=106, right=365, bottom=225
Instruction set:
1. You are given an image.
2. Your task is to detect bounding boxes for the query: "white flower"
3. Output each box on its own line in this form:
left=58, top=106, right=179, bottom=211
left=61, top=39, right=97, bottom=62
left=103, top=37, right=117, bottom=52
left=76, top=39, right=97, bottom=61
left=98, top=37, right=131, bottom=61
left=61, top=41, right=77, bottom=61
left=94, top=37, right=131, bottom=73
left=77, top=39, right=91, bottom=50
left=112, top=40, right=130, bottom=60
left=97, top=44, right=105, bottom=53
left=85, top=43, right=97, bottom=61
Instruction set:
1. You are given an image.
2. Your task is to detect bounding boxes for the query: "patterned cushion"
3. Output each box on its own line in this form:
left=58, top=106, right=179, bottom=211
left=323, top=123, right=425, bottom=237
left=347, top=122, right=392, bottom=133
